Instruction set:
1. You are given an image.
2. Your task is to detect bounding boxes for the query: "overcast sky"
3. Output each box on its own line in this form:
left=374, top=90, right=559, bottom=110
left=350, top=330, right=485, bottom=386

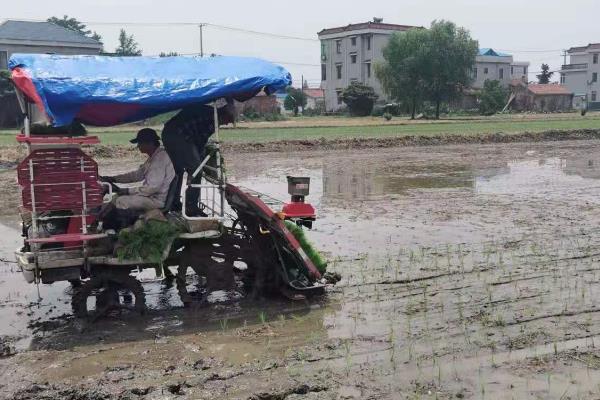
left=5, top=0, right=599, bottom=86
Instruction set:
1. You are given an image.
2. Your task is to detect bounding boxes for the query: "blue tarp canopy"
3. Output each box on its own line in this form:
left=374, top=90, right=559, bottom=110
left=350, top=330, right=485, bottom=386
left=9, top=54, right=292, bottom=127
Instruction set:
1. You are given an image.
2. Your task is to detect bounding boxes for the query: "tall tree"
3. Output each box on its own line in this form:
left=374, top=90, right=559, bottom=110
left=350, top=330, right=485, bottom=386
left=423, top=20, right=479, bottom=119
left=91, top=32, right=102, bottom=42
left=375, top=27, right=430, bottom=119
left=375, top=21, right=477, bottom=119
left=537, top=64, right=554, bottom=84
left=47, top=15, right=102, bottom=44
left=115, top=29, right=142, bottom=56
left=284, top=87, right=307, bottom=116
left=477, top=79, right=508, bottom=116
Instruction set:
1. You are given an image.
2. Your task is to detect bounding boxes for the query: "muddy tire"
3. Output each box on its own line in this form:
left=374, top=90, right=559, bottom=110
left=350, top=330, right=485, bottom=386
left=176, top=245, right=203, bottom=307
left=68, top=279, right=82, bottom=288
left=72, top=274, right=146, bottom=319
left=176, top=259, right=207, bottom=307
left=176, top=241, right=239, bottom=306
left=176, top=265, right=196, bottom=307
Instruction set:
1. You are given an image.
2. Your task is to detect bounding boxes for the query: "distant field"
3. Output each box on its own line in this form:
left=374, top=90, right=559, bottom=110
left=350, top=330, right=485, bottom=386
left=235, top=112, right=600, bottom=129
left=0, top=113, right=599, bottom=146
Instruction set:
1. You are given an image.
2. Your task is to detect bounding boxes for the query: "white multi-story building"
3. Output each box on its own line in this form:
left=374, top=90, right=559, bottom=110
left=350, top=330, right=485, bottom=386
left=318, top=19, right=419, bottom=111
left=559, top=43, right=600, bottom=110
left=318, top=20, right=532, bottom=111
left=472, top=48, right=529, bottom=89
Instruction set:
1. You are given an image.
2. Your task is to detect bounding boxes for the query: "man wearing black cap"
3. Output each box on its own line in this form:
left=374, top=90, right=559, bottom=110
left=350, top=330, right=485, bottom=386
left=101, top=128, right=175, bottom=212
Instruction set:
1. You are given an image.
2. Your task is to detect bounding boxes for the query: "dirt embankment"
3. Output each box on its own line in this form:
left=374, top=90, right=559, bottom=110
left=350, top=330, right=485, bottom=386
left=228, top=128, right=600, bottom=153
left=2, top=129, right=600, bottom=166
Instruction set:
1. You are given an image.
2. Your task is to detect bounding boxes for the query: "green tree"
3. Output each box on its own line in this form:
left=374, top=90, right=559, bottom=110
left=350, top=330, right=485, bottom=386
left=115, top=29, right=142, bottom=56
left=537, top=64, right=554, bottom=84
left=284, top=87, right=307, bottom=116
left=376, top=27, right=430, bottom=119
left=423, top=20, right=479, bottom=119
left=47, top=15, right=102, bottom=44
left=477, top=79, right=508, bottom=116
left=341, top=81, right=379, bottom=116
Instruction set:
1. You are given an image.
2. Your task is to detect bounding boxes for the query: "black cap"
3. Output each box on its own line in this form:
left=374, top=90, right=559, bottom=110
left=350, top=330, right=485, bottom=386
left=130, top=128, right=160, bottom=144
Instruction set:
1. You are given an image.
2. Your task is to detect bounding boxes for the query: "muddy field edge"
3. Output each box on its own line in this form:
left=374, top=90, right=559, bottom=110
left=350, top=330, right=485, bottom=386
left=1, top=128, right=599, bottom=165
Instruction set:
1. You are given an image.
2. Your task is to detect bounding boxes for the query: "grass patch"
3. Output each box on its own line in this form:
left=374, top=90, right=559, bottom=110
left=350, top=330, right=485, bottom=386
left=285, top=221, right=327, bottom=274
left=1, top=116, right=599, bottom=145
left=216, top=118, right=600, bottom=143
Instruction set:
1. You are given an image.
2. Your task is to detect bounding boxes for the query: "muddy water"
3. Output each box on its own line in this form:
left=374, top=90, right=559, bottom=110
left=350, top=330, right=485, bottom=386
left=230, top=142, right=600, bottom=256
left=3, top=140, right=600, bottom=399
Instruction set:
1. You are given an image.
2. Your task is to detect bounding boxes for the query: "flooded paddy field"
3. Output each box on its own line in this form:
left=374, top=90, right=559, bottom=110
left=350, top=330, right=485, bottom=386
left=2, top=140, right=600, bottom=399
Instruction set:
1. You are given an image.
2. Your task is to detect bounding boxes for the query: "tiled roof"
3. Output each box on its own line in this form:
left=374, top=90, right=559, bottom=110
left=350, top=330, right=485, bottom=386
left=478, top=48, right=511, bottom=57
left=303, top=88, right=324, bottom=98
left=318, top=22, right=419, bottom=36
left=527, top=84, right=572, bottom=95
left=568, top=43, right=600, bottom=53
left=0, top=20, right=102, bottom=46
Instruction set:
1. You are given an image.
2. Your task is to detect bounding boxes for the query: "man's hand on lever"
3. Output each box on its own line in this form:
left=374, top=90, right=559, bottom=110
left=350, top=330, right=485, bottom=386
left=99, top=176, right=128, bottom=196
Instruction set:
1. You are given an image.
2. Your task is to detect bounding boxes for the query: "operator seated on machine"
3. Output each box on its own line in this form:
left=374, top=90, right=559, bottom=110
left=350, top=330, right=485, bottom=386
left=161, top=99, right=236, bottom=216
left=99, top=128, right=175, bottom=223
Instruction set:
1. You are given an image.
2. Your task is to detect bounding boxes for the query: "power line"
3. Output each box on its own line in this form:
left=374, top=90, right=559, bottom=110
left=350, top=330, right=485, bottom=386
left=497, top=49, right=563, bottom=54
left=205, top=23, right=318, bottom=42
left=4, top=17, right=198, bottom=26
left=269, top=59, right=320, bottom=67
left=84, top=20, right=319, bottom=42
left=3, top=18, right=319, bottom=42
left=147, top=51, right=320, bottom=68
left=8, top=17, right=567, bottom=73
left=2, top=18, right=574, bottom=51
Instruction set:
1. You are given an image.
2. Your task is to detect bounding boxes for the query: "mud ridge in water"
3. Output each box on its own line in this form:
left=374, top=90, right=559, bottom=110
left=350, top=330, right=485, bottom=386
left=2, top=129, right=600, bottom=165
left=224, top=128, right=600, bottom=153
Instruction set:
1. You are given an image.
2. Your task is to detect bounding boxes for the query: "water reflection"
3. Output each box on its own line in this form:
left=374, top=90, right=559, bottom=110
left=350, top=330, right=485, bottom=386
left=322, top=155, right=600, bottom=201
left=564, top=158, right=600, bottom=179
left=322, top=162, right=475, bottom=201
left=323, top=156, right=600, bottom=202
left=475, top=157, right=600, bottom=200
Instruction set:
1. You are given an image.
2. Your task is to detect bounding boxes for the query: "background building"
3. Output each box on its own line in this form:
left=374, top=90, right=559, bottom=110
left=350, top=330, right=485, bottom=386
left=559, top=43, right=600, bottom=110
left=510, top=82, right=573, bottom=112
left=472, top=48, right=529, bottom=89
left=0, top=20, right=102, bottom=127
left=235, top=92, right=279, bottom=116
left=318, top=19, right=419, bottom=111
left=304, top=88, right=325, bottom=111
left=0, top=20, right=103, bottom=69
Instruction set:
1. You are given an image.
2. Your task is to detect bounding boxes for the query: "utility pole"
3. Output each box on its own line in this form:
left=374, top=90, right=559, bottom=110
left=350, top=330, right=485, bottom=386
left=199, top=23, right=206, bottom=57
left=301, top=74, right=304, bottom=114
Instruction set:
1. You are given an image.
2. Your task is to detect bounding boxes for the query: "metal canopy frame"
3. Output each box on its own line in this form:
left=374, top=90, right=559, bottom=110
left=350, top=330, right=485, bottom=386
left=182, top=101, right=226, bottom=224
left=15, top=88, right=101, bottom=285
left=15, top=89, right=231, bottom=285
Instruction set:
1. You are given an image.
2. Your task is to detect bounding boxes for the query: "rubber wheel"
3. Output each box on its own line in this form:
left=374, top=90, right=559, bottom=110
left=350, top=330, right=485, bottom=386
left=72, top=274, right=146, bottom=319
